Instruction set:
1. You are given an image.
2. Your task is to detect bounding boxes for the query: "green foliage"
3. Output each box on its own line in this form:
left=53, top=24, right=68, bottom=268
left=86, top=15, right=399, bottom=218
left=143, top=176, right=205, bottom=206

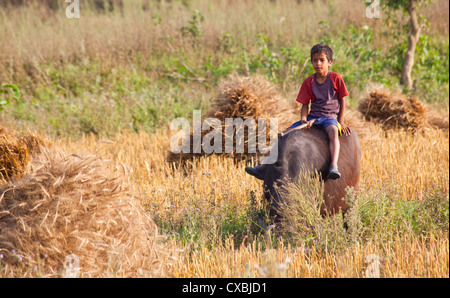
left=412, top=35, right=449, bottom=102
left=221, top=32, right=236, bottom=54
left=148, top=190, right=267, bottom=251
left=203, top=57, right=235, bottom=86
left=1, top=3, right=447, bottom=137
left=330, top=25, right=384, bottom=90
left=152, top=13, right=162, bottom=26
left=353, top=189, right=449, bottom=241
left=255, top=34, right=281, bottom=82
left=181, top=9, right=204, bottom=39
left=380, top=0, right=435, bottom=12
left=276, top=178, right=449, bottom=252
left=0, top=83, right=20, bottom=111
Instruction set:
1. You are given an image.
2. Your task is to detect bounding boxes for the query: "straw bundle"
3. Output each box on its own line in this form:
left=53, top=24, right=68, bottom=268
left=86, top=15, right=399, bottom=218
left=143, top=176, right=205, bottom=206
left=167, top=75, right=300, bottom=163
left=0, top=148, right=170, bottom=277
left=0, top=125, right=47, bottom=182
left=210, top=74, right=298, bottom=126
left=358, top=86, right=427, bottom=131
left=426, top=108, right=449, bottom=133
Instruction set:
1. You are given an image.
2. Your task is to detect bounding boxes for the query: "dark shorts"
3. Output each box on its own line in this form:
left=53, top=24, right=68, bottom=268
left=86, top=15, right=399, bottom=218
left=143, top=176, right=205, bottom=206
left=289, top=115, right=339, bottom=130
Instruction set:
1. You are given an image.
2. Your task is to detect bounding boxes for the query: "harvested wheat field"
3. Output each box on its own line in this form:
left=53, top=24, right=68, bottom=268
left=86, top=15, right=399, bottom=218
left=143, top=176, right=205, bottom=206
left=1, top=76, right=449, bottom=278
left=0, top=0, right=448, bottom=280
left=54, top=122, right=449, bottom=278
left=14, top=79, right=440, bottom=278
left=0, top=145, right=174, bottom=277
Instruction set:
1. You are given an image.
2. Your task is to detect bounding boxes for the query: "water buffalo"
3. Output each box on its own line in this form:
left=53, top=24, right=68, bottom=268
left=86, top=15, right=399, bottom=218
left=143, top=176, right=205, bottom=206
left=263, top=126, right=361, bottom=222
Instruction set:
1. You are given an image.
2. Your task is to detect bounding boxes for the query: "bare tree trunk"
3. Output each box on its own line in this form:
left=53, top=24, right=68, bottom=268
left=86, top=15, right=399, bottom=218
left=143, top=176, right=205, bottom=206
left=401, top=0, right=421, bottom=90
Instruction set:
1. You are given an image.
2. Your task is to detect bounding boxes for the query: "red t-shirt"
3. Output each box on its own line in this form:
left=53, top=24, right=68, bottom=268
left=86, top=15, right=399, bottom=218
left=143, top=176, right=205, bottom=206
left=296, top=72, right=349, bottom=119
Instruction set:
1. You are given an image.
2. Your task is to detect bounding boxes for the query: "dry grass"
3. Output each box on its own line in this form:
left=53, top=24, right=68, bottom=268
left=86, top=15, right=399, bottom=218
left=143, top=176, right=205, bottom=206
left=358, top=85, right=449, bottom=135
left=36, top=75, right=445, bottom=278
left=210, top=75, right=299, bottom=129
left=0, top=0, right=448, bottom=278
left=1, top=120, right=447, bottom=277
left=355, top=87, right=449, bottom=200
left=2, top=0, right=446, bottom=86
left=1, top=74, right=448, bottom=277
left=167, top=75, right=299, bottom=163
left=173, top=234, right=448, bottom=278
left=0, top=147, right=173, bottom=277
left=360, top=127, right=448, bottom=200
left=58, top=129, right=265, bottom=220
left=427, top=108, right=449, bottom=133
left=47, top=114, right=448, bottom=278
left=0, top=125, right=48, bottom=182
left=1, top=0, right=364, bottom=82
left=358, top=86, right=428, bottom=132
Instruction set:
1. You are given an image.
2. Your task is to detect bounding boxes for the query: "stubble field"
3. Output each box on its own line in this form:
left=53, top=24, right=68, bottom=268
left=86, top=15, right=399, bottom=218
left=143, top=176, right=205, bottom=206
left=0, top=0, right=448, bottom=277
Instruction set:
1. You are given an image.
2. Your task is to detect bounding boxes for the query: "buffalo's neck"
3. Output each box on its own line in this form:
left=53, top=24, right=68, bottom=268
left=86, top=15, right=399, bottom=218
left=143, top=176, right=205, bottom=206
left=278, top=130, right=330, bottom=181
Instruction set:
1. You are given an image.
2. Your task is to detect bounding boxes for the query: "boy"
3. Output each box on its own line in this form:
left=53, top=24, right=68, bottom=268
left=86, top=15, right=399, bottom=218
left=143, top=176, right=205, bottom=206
left=245, top=43, right=351, bottom=180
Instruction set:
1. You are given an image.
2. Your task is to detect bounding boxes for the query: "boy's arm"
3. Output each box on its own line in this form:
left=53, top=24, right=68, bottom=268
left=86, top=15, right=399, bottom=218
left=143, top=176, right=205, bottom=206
left=300, top=103, right=309, bottom=123
left=338, top=97, right=351, bottom=135
left=296, top=75, right=314, bottom=121
left=300, top=103, right=315, bottom=129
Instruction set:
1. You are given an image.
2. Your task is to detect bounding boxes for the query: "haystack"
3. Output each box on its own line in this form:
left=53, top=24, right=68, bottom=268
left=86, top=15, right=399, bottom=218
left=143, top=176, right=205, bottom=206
left=0, top=125, right=47, bottom=182
left=0, top=148, right=170, bottom=277
left=167, top=75, right=300, bottom=163
left=426, top=108, right=449, bottom=133
left=209, top=74, right=298, bottom=126
left=358, top=86, right=427, bottom=131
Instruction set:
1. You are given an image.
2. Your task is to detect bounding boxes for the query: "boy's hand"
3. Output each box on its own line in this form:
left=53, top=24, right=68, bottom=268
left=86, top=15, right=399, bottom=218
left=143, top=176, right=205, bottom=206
left=340, top=122, right=351, bottom=136
left=301, top=119, right=313, bottom=129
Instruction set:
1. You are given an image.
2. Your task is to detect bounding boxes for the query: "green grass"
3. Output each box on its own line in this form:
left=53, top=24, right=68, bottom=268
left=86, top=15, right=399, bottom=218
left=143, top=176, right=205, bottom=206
left=147, top=168, right=448, bottom=254
left=1, top=2, right=448, bottom=138
left=147, top=187, right=267, bottom=251
left=4, top=60, right=212, bottom=137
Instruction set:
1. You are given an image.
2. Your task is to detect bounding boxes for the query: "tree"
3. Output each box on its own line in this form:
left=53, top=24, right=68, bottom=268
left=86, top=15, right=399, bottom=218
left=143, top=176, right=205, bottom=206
left=381, top=0, right=434, bottom=90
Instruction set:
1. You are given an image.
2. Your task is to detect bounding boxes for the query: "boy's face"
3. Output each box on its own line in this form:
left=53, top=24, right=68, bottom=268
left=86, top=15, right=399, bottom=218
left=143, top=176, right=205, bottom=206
left=312, top=52, right=332, bottom=77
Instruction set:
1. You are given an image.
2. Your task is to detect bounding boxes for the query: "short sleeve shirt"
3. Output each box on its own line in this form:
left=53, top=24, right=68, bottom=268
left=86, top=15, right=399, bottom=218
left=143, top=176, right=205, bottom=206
left=296, top=72, right=349, bottom=119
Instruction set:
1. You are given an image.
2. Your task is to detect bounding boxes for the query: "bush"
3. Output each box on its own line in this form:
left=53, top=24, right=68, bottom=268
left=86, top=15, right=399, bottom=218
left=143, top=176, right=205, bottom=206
left=275, top=174, right=449, bottom=252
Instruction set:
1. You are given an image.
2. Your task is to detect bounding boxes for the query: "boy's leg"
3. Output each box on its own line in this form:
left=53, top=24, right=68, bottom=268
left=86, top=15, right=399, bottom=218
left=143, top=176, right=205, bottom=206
left=325, top=124, right=341, bottom=179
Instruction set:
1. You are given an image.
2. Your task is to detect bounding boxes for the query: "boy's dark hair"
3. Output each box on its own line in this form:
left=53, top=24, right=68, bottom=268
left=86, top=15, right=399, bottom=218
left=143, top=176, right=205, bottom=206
left=311, top=44, right=333, bottom=61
